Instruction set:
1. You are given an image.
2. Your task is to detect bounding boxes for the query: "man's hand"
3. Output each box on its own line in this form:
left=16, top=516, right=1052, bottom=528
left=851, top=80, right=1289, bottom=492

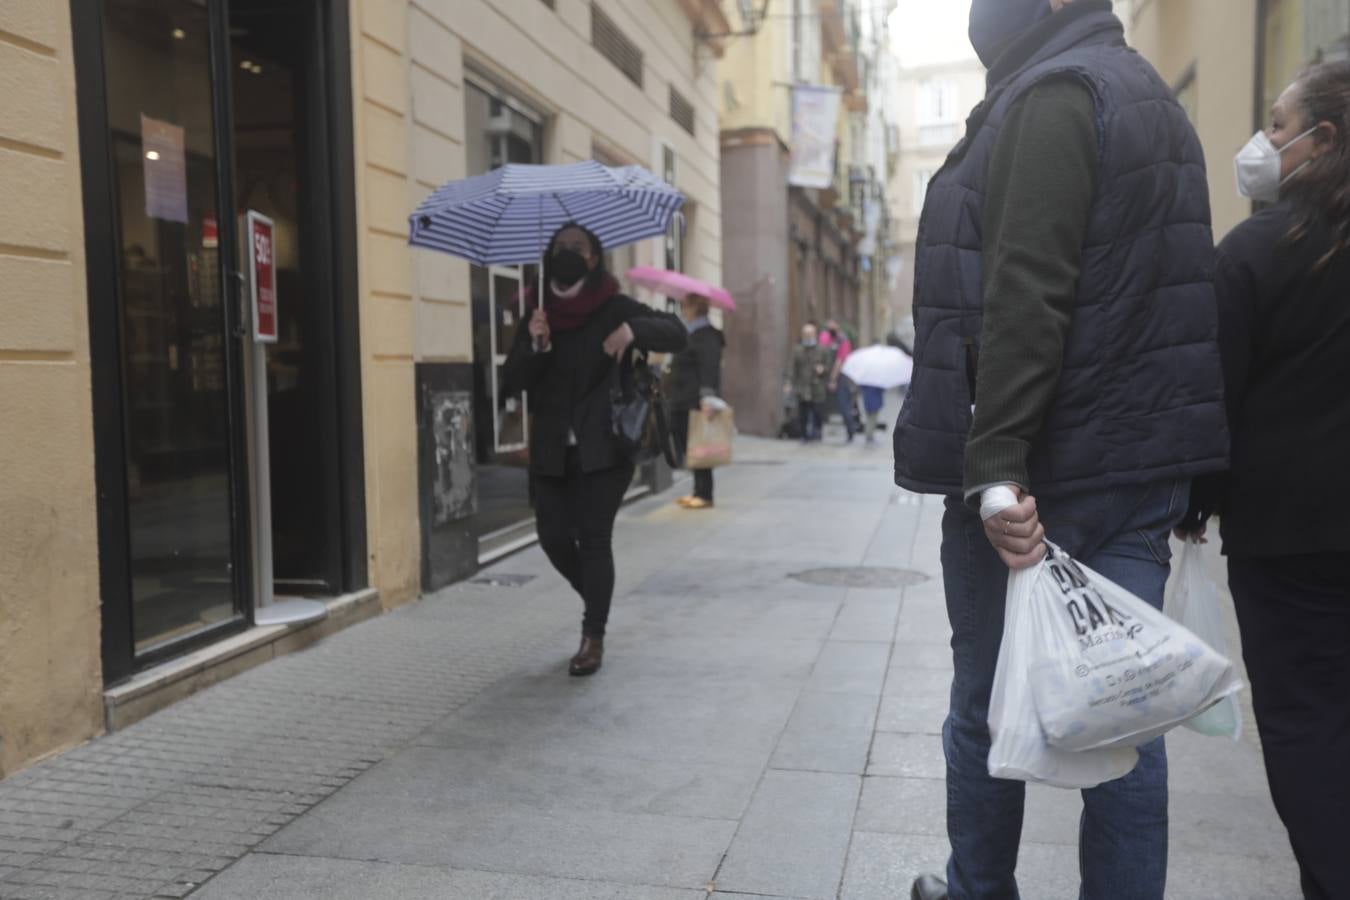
left=829, top=379, right=838, bottom=392
left=528, top=308, right=550, bottom=349
left=603, top=322, right=635, bottom=360
left=984, top=490, right=1047, bottom=570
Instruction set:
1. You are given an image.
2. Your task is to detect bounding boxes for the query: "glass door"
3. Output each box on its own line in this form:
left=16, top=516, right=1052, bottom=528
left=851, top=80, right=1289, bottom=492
left=92, top=0, right=251, bottom=669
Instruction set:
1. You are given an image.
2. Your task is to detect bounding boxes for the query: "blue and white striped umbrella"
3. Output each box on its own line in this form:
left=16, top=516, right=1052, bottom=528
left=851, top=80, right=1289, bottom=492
left=408, top=161, right=685, bottom=266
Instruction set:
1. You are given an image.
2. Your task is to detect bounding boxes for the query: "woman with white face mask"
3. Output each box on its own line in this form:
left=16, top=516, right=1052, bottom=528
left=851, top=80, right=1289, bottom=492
left=1179, top=61, right=1350, bottom=900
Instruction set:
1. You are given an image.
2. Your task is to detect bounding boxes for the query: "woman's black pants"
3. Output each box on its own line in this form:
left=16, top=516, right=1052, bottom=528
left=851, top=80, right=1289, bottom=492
left=533, top=449, right=634, bottom=639
left=670, top=409, right=714, bottom=501
left=1229, top=552, right=1350, bottom=900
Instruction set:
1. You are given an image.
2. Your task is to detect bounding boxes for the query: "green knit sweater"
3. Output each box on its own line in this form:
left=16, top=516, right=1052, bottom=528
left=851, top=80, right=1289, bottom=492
left=963, top=77, right=1100, bottom=500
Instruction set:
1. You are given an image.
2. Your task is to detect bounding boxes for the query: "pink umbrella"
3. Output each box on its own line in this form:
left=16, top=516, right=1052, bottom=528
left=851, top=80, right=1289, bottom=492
left=626, top=266, right=737, bottom=311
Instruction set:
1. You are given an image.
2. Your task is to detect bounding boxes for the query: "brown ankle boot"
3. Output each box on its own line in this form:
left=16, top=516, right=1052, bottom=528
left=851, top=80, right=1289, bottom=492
left=569, top=636, right=604, bottom=677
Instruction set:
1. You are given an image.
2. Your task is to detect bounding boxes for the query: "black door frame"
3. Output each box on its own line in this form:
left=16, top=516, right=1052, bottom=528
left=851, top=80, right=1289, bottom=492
left=73, top=0, right=367, bottom=685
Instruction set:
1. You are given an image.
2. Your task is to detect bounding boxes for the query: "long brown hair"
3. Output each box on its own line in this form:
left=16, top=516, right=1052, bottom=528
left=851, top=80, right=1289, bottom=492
left=1284, top=61, right=1350, bottom=270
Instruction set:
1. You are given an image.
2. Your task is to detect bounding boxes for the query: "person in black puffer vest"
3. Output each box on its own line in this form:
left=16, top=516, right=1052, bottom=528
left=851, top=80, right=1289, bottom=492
left=502, top=223, right=686, bottom=678
left=900, top=3, right=1228, bottom=900
left=668, top=295, right=725, bottom=509
left=1178, top=61, right=1350, bottom=900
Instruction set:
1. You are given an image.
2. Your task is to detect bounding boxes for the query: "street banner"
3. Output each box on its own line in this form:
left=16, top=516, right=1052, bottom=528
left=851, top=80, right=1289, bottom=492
left=788, top=85, right=844, bottom=189
left=247, top=211, right=278, bottom=343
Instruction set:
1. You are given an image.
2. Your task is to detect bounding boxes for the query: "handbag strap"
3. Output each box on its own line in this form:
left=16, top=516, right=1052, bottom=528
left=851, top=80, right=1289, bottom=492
left=649, top=384, right=681, bottom=469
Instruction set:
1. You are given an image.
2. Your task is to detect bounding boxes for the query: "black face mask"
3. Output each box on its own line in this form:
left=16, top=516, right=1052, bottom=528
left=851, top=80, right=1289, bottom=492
left=969, top=0, right=1053, bottom=68
left=549, top=249, right=590, bottom=288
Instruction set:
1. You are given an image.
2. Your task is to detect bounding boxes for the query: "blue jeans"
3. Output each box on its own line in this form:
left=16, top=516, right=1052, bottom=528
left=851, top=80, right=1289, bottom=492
left=940, top=479, right=1188, bottom=900
left=835, top=380, right=858, bottom=438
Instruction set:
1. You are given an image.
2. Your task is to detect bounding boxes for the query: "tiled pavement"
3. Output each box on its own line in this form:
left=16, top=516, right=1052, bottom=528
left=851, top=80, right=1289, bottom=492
left=0, top=434, right=1297, bottom=899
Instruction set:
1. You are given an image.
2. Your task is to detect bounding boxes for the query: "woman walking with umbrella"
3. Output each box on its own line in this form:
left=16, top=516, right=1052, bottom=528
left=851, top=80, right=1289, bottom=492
left=502, top=224, right=686, bottom=676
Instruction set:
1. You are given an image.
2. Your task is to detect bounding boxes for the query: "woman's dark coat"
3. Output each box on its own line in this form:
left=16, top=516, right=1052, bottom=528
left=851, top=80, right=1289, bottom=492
left=669, top=323, right=724, bottom=412
left=501, top=293, right=687, bottom=478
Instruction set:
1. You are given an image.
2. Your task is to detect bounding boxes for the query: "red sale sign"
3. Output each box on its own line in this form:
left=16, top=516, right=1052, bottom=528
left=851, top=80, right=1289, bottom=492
left=248, top=211, right=277, bottom=343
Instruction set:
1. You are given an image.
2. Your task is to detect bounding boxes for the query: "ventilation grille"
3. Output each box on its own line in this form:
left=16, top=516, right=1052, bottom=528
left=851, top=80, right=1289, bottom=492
left=592, top=3, right=643, bottom=88
left=669, top=86, right=695, bottom=136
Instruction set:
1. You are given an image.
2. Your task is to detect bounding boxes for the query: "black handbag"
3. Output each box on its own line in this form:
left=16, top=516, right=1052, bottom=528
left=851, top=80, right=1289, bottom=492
left=610, top=352, right=680, bottom=468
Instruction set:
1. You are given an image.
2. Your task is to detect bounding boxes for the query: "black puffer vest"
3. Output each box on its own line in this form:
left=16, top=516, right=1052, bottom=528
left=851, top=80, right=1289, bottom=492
left=893, top=9, right=1228, bottom=496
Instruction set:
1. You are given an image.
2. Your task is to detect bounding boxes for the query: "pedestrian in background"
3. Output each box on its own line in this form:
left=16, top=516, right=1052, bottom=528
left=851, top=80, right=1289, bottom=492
left=859, top=384, right=885, bottom=445
left=502, top=222, right=686, bottom=677
left=1178, top=60, right=1350, bottom=900
left=894, top=1, right=1228, bottom=898
left=669, top=294, right=725, bottom=510
left=787, top=323, right=831, bottom=442
left=826, top=319, right=861, bottom=443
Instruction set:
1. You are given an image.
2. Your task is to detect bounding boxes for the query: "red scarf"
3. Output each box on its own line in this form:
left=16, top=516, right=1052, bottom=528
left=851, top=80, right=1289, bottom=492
left=527, top=273, right=620, bottom=332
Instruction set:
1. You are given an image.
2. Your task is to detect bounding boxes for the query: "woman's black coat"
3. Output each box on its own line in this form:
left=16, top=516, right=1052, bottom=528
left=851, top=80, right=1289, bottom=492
left=1186, top=201, right=1350, bottom=557
left=669, top=324, right=724, bottom=412
left=501, top=293, right=687, bottom=478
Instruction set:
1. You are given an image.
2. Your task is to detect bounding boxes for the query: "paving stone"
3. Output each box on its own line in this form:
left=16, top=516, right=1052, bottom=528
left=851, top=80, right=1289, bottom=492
left=804, top=642, right=891, bottom=696
left=194, top=853, right=702, bottom=900
left=829, top=596, right=902, bottom=644
left=877, top=667, right=952, bottom=735
left=771, top=692, right=878, bottom=774
left=0, top=440, right=1297, bottom=900
left=888, top=642, right=953, bottom=671
left=717, top=770, right=861, bottom=899
left=867, top=733, right=946, bottom=779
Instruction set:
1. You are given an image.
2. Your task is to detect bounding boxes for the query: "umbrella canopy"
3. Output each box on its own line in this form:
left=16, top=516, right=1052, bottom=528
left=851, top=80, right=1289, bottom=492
left=841, top=344, right=914, bottom=389
left=408, top=161, right=684, bottom=266
left=626, top=266, right=737, bottom=311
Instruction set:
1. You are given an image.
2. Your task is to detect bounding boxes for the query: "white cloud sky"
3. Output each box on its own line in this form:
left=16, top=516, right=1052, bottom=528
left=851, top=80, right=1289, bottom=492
left=889, top=0, right=976, bottom=67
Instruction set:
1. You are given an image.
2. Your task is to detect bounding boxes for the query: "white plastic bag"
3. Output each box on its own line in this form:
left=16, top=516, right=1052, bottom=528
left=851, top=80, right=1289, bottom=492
left=1164, top=539, right=1243, bottom=740
left=988, top=554, right=1140, bottom=788
left=1027, top=544, right=1243, bottom=752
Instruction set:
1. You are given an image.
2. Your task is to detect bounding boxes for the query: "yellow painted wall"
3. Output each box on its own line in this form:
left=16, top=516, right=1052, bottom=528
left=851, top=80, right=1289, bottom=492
left=1123, top=0, right=1259, bottom=239
left=720, top=0, right=797, bottom=144
left=349, top=0, right=725, bottom=608
left=0, top=1, right=104, bottom=775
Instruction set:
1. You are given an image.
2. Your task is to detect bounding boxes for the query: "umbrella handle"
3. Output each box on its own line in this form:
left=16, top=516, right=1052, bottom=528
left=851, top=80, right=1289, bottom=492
left=534, top=251, right=547, bottom=352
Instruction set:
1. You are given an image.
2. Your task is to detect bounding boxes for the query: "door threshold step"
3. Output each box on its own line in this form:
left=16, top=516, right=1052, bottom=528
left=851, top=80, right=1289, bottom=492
left=103, top=588, right=380, bottom=733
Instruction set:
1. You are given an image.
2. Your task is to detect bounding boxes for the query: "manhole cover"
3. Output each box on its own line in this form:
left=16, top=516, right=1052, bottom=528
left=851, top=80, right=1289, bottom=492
left=789, top=567, right=930, bottom=589
left=470, top=573, right=536, bottom=588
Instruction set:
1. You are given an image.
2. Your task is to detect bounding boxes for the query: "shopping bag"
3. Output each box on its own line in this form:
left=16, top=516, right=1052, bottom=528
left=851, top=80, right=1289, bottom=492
left=687, top=405, right=734, bottom=470
left=1027, top=543, right=1243, bottom=752
left=1164, top=539, right=1243, bottom=740
left=988, top=553, right=1141, bottom=788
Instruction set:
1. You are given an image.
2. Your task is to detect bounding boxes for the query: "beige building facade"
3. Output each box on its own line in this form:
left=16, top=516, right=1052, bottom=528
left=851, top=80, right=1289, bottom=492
left=0, top=0, right=724, bottom=776
left=0, top=1, right=105, bottom=779
left=1121, top=0, right=1350, bottom=239
left=718, top=0, right=897, bottom=436
left=886, top=54, right=985, bottom=338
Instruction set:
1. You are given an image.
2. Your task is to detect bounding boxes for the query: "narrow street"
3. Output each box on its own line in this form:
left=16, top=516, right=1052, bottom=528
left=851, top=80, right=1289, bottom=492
left=0, top=433, right=1295, bottom=900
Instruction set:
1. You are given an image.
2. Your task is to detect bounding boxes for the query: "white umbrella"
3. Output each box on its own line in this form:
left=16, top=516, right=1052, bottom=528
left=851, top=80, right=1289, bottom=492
left=842, top=345, right=913, bottom=389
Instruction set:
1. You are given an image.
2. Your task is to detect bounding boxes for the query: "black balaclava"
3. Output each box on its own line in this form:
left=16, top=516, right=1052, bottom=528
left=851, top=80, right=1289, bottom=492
left=968, top=0, right=1054, bottom=68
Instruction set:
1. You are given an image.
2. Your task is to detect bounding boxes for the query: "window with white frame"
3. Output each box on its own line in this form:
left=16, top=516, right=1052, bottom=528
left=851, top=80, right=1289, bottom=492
left=916, top=78, right=960, bottom=147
